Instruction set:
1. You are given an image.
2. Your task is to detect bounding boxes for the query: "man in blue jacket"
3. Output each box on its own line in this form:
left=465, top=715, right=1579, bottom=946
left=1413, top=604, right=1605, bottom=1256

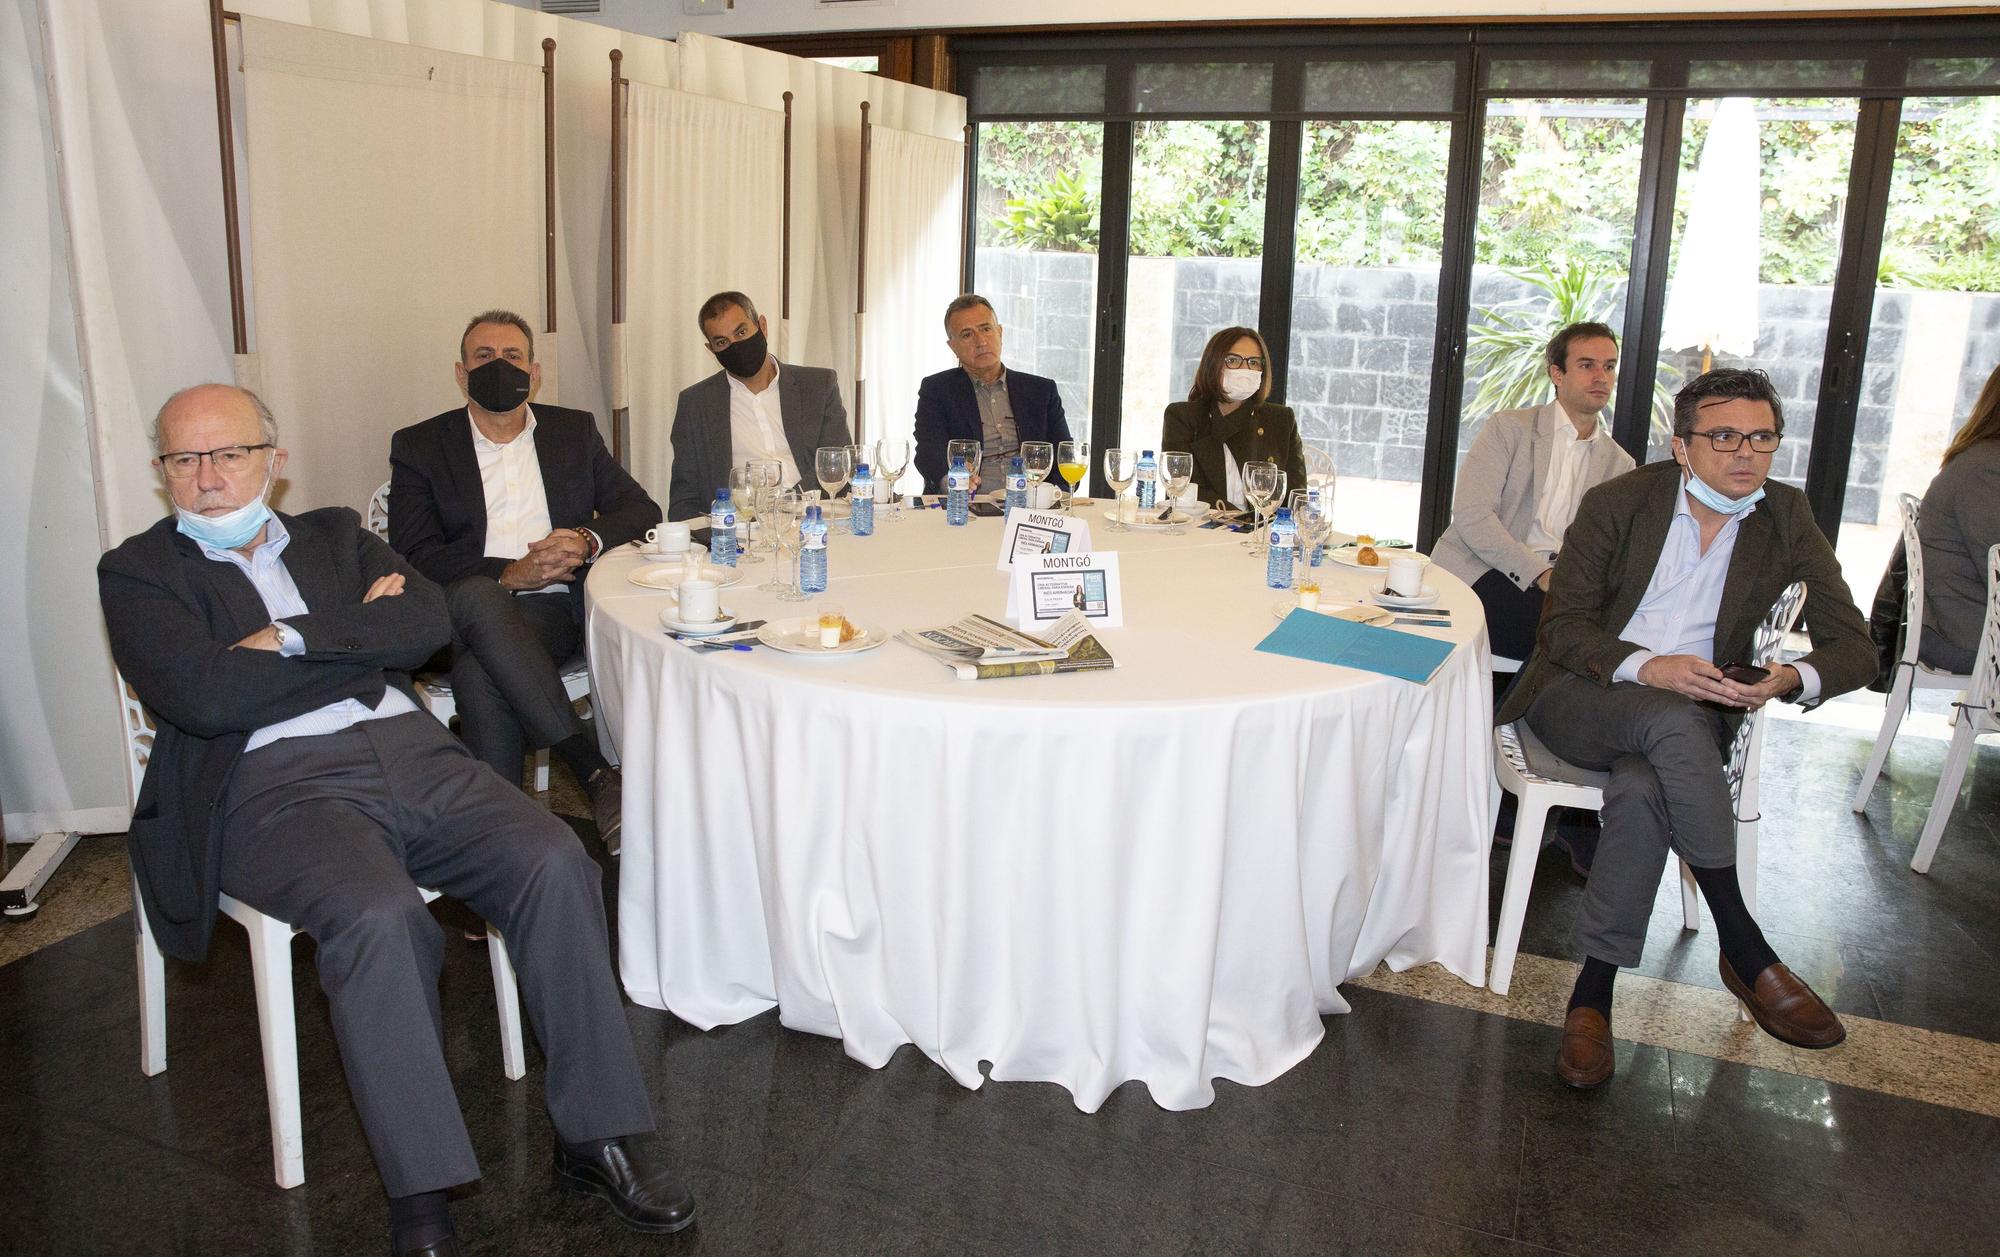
left=914, top=294, right=1073, bottom=494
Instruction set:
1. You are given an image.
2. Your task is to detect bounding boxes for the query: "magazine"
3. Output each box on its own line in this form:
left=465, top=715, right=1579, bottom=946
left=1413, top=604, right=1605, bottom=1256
left=899, top=612, right=1116, bottom=680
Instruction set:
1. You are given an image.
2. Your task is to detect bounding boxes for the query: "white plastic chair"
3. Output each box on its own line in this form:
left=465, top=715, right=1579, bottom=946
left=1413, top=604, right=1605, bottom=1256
left=121, top=678, right=525, bottom=1190
left=1850, top=493, right=1978, bottom=815
left=1487, top=581, right=1808, bottom=997
left=366, top=480, right=592, bottom=794
left=1907, top=544, right=2000, bottom=874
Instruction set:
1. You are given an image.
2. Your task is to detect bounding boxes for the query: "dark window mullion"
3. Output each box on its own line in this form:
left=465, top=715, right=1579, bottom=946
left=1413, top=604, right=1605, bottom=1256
left=1259, top=116, right=1304, bottom=404
left=1090, top=113, right=1135, bottom=500
left=1416, top=94, right=1487, bottom=552
left=1616, top=74, right=1688, bottom=462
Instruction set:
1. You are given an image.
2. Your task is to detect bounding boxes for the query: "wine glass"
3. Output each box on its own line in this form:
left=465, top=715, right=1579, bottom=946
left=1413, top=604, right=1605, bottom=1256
left=845, top=444, right=866, bottom=493
left=814, top=445, right=853, bottom=532
left=1161, top=450, right=1194, bottom=534
left=1056, top=439, right=1089, bottom=515
left=874, top=437, right=911, bottom=521
left=1243, top=461, right=1281, bottom=556
left=760, top=487, right=803, bottom=593
left=1102, top=448, right=1136, bottom=531
left=1020, top=440, right=1054, bottom=508
left=726, top=464, right=766, bottom=566
left=1289, top=489, right=1328, bottom=578
left=947, top=438, right=983, bottom=497
left=748, top=459, right=783, bottom=558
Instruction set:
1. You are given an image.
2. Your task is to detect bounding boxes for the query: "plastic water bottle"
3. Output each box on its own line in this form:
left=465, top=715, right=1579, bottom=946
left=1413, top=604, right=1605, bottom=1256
left=946, top=455, right=971, bottom=526
left=850, top=463, right=875, bottom=536
left=1135, top=449, right=1158, bottom=510
left=800, top=505, right=828, bottom=593
left=709, top=487, right=738, bottom=567
left=1265, top=507, right=1296, bottom=590
left=1005, top=456, right=1027, bottom=513
left=1305, top=485, right=1327, bottom=567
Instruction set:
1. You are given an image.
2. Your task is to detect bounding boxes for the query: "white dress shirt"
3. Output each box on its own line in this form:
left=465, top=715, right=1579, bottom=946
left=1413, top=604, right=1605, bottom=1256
left=1612, top=482, right=1820, bottom=699
left=726, top=361, right=801, bottom=490
left=196, top=515, right=418, bottom=752
left=471, top=406, right=567, bottom=594
left=1526, top=404, right=1607, bottom=555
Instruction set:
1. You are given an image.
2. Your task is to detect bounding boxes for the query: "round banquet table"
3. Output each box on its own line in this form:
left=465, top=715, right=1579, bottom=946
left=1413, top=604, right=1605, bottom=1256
left=584, top=503, right=1495, bottom=1112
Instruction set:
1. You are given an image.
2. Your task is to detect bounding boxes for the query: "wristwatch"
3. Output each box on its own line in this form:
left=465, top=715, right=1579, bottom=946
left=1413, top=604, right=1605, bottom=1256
left=270, top=621, right=297, bottom=653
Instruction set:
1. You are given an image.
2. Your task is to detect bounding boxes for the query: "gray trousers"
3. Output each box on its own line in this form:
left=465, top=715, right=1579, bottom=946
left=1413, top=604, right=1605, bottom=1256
left=218, top=712, right=654, bottom=1197
left=1523, top=671, right=1738, bottom=968
left=446, top=577, right=587, bottom=785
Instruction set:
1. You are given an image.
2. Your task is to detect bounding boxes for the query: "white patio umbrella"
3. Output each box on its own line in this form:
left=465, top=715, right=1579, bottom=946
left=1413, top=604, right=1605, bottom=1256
left=1659, top=97, right=1762, bottom=372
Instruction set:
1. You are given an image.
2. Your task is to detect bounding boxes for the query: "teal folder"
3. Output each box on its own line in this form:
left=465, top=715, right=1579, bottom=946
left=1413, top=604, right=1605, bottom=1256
left=1255, top=608, right=1455, bottom=684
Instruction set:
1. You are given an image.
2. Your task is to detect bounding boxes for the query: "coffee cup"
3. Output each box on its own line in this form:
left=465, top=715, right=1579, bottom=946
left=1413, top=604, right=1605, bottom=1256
left=1387, top=556, right=1424, bottom=597
left=645, top=522, right=691, bottom=555
left=675, top=578, right=721, bottom=623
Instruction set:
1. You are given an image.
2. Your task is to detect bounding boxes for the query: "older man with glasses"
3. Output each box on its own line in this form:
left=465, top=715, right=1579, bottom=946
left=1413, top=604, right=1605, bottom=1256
left=1495, top=368, right=1875, bottom=1090
left=101, top=384, right=692, bottom=1255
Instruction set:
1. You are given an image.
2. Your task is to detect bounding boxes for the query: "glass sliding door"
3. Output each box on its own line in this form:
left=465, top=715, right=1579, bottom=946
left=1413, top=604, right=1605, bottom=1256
left=1118, top=119, right=1271, bottom=460
left=1834, top=93, right=2000, bottom=594
left=972, top=120, right=1105, bottom=443
left=1289, top=118, right=1451, bottom=540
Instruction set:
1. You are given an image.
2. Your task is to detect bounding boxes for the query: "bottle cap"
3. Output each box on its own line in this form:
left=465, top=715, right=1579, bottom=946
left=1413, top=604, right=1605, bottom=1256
left=1143, top=450, right=1154, bottom=458
left=1010, top=456, right=1024, bottom=471
left=716, top=488, right=732, bottom=501
left=855, top=463, right=870, bottom=476
left=950, top=455, right=965, bottom=467
left=1275, top=507, right=1292, bottom=521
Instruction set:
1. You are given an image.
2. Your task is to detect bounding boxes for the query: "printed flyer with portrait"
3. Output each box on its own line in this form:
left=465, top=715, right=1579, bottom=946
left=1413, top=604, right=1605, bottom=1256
left=994, top=508, right=1094, bottom=571
left=1005, top=550, right=1124, bottom=629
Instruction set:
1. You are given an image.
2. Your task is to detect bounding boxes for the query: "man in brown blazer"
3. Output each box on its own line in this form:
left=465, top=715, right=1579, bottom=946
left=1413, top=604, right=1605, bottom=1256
left=1497, top=368, right=1874, bottom=1089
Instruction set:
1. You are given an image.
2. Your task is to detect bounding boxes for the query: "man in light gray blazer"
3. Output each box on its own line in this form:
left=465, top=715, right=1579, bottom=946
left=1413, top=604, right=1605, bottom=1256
left=1433, top=322, right=1635, bottom=663
left=667, top=290, right=851, bottom=523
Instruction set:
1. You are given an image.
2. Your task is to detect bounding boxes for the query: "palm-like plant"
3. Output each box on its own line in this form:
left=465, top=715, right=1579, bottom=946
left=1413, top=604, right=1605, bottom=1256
left=1466, top=258, right=1677, bottom=442
left=991, top=170, right=1099, bottom=252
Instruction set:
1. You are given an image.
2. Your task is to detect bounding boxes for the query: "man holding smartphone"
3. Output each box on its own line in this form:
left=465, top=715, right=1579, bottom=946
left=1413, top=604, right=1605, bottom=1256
left=1496, top=368, right=1874, bottom=1090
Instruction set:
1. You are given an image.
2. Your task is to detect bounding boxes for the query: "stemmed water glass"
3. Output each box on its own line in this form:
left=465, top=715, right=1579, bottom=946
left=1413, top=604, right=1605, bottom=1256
left=1056, top=439, right=1089, bottom=515
left=1243, top=461, right=1282, bottom=556
left=727, top=464, right=767, bottom=566
left=1289, top=488, right=1331, bottom=584
left=747, top=459, right=783, bottom=560
left=874, top=437, right=911, bottom=520
left=814, top=445, right=853, bottom=532
left=946, top=438, right=982, bottom=497
left=760, top=487, right=804, bottom=594
left=1161, top=450, right=1194, bottom=534
left=1020, top=440, right=1054, bottom=509
left=1102, top=448, right=1137, bottom=530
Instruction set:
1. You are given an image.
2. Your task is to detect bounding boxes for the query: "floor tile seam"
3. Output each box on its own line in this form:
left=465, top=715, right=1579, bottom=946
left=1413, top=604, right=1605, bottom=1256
left=1165, top=1147, right=1524, bottom=1240
left=1352, top=954, right=2000, bottom=1119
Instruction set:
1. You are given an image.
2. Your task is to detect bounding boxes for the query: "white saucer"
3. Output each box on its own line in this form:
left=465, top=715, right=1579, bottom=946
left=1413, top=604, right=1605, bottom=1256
left=658, top=608, right=737, bottom=635
left=755, top=617, right=889, bottom=655
left=1371, top=584, right=1441, bottom=609
left=627, top=563, right=745, bottom=590
left=1102, top=502, right=1206, bottom=530
left=1272, top=599, right=1394, bottom=626
left=1328, top=544, right=1430, bottom=572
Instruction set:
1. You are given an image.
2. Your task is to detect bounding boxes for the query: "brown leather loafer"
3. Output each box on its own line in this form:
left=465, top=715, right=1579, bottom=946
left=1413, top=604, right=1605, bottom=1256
left=1719, top=957, right=1846, bottom=1049
left=1555, top=1006, right=1615, bottom=1089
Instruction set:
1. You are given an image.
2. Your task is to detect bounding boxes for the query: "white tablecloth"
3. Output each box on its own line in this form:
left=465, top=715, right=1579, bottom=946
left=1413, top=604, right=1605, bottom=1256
left=584, top=506, right=1494, bottom=1112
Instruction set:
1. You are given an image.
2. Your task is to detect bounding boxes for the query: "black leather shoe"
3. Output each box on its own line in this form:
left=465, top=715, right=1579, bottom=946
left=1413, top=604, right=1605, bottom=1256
left=553, top=1138, right=695, bottom=1234
left=587, top=767, right=623, bottom=856
left=392, top=1237, right=461, bottom=1257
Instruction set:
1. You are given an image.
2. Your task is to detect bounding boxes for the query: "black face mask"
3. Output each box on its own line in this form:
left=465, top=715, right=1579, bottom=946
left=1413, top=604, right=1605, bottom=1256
left=714, top=330, right=769, bottom=379
left=465, top=358, right=532, bottom=414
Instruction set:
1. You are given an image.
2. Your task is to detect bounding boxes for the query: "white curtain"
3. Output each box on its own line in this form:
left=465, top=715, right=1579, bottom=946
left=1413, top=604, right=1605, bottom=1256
left=863, top=125, right=965, bottom=485
left=676, top=33, right=966, bottom=428
left=619, top=83, right=785, bottom=503
left=238, top=16, right=546, bottom=518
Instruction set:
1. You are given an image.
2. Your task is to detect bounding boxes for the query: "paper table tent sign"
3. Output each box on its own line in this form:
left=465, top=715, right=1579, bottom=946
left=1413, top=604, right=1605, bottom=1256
left=1006, top=551, right=1124, bottom=630
left=994, top=507, right=1094, bottom=571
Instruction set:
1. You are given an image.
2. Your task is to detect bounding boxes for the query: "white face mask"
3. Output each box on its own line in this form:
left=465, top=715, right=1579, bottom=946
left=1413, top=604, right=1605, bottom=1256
left=1220, top=368, right=1261, bottom=402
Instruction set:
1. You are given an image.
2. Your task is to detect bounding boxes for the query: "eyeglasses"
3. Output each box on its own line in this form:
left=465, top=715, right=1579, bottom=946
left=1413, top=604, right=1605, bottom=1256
left=1222, top=354, right=1264, bottom=370
left=1686, top=429, right=1782, bottom=453
left=156, top=443, right=274, bottom=479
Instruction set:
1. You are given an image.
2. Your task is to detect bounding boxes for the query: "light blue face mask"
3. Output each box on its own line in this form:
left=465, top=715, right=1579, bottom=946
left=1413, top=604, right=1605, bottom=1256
left=175, top=471, right=274, bottom=549
left=1679, top=460, right=1765, bottom=516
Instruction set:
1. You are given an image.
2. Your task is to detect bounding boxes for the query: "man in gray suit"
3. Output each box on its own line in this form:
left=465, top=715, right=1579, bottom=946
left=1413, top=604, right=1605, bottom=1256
left=667, top=290, right=851, bottom=523
left=1433, top=322, right=1634, bottom=663
left=101, top=384, right=693, bottom=1255
left=1497, top=368, right=1874, bottom=1090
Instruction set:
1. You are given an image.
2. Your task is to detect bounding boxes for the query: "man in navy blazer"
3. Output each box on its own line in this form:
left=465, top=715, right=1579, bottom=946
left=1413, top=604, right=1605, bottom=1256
left=389, top=311, right=660, bottom=848
left=914, top=294, right=1073, bottom=494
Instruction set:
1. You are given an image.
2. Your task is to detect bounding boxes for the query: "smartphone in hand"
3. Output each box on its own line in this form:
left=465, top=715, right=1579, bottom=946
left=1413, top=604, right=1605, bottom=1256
left=1719, top=662, right=1771, bottom=686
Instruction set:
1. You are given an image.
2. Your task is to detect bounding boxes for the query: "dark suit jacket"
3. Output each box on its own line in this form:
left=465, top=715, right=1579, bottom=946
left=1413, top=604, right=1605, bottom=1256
left=668, top=364, right=850, bottom=522
left=98, top=509, right=448, bottom=962
left=1161, top=399, right=1309, bottom=509
left=913, top=367, right=1072, bottom=494
left=387, top=404, right=659, bottom=616
left=1495, top=459, right=1876, bottom=727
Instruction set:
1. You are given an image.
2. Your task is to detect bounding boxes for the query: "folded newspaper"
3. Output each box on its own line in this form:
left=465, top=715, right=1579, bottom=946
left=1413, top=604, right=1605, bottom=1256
left=898, top=612, right=1116, bottom=680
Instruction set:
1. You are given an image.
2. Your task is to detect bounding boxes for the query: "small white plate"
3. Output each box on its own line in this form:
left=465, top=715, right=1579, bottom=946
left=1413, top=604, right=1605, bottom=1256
left=658, top=608, right=737, bottom=635
left=635, top=542, right=707, bottom=565
left=1371, top=584, right=1442, bottom=609
left=756, top=617, right=889, bottom=655
left=1101, top=502, right=1207, bottom=530
left=1327, top=544, right=1430, bottom=572
left=1272, top=599, right=1394, bottom=626
left=627, top=563, right=745, bottom=591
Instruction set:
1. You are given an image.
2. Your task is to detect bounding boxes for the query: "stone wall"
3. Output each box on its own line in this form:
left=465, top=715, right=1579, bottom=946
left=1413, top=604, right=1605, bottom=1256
left=977, top=247, right=2000, bottom=524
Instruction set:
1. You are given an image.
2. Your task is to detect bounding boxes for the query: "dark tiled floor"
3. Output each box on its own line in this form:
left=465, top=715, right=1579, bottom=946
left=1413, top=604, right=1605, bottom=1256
left=1, top=720, right=1996, bottom=1254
